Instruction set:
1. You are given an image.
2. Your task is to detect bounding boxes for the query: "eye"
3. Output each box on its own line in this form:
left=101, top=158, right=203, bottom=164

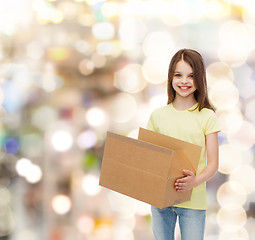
left=189, top=74, right=194, bottom=78
left=174, top=74, right=181, bottom=77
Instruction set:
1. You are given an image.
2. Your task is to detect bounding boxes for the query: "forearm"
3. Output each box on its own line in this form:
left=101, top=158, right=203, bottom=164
left=194, top=160, right=218, bottom=187
left=195, top=132, right=219, bottom=187
left=174, top=132, right=219, bottom=192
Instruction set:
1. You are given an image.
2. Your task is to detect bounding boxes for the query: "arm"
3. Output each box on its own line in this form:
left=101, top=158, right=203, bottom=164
left=174, top=132, right=219, bottom=192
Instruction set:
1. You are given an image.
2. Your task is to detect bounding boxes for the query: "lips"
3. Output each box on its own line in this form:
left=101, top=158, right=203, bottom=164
left=178, top=86, right=191, bottom=90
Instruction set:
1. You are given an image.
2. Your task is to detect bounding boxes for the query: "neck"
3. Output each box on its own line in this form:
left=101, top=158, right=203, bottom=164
left=172, top=96, right=197, bottom=111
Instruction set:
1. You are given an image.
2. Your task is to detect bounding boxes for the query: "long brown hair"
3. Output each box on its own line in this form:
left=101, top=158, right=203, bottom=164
left=167, top=49, right=213, bottom=111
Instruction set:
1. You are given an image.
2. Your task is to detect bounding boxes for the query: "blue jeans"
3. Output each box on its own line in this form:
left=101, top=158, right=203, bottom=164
left=151, top=206, right=206, bottom=240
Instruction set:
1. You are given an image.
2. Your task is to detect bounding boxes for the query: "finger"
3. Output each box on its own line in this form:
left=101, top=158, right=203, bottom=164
left=175, top=186, right=183, bottom=191
left=176, top=188, right=185, bottom=192
left=176, top=177, right=188, bottom=183
left=183, top=169, right=194, bottom=176
left=174, top=182, right=186, bottom=189
left=175, top=185, right=185, bottom=191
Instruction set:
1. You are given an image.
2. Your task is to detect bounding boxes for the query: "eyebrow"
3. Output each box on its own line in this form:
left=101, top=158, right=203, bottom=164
left=174, top=71, right=193, bottom=74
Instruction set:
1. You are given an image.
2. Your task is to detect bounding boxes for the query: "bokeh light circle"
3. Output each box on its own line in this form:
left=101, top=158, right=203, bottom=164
left=219, top=227, right=249, bottom=240
left=218, top=20, right=255, bottom=67
left=206, top=61, right=234, bottom=87
left=52, top=195, right=72, bottom=215
left=218, top=144, right=242, bottom=174
left=230, top=165, right=255, bottom=194
left=217, top=181, right=246, bottom=207
left=86, top=107, right=107, bottom=128
left=82, top=174, right=100, bottom=196
left=114, top=64, right=147, bottom=93
left=142, top=31, right=175, bottom=57
left=142, top=57, right=169, bottom=84
left=216, top=108, right=243, bottom=134
left=227, top=120, right=255, bottom=150
left=51, top=130, right=73, bottom=152
left=110, top=93, right=137, bottom=123
left=217, top=204, right=247, bottom=231
left=209, top=80, right=239, bottom=110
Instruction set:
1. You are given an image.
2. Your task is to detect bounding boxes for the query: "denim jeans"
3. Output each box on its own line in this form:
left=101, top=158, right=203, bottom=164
left=151, top=206, right=206, bottom=240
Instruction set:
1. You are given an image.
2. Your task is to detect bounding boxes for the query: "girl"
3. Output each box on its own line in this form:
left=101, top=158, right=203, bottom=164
left=147, top=49, right=221, bottom=240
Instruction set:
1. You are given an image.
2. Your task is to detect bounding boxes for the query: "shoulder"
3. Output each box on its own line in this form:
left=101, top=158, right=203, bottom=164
left=199, top=108, right=221, bottom=134
left=199, top=107, right=216, bottom=119
left=147, top=105, right=170, bottom=131
left=150, top=105, right=170, bottom=117
left=194, top=107, right=218, bottom=126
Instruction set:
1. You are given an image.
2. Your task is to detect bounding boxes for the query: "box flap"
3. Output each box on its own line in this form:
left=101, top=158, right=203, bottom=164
left=138, top=128, right=201, bottom=172
left=102, top=131, right=174, bottom=177
left=169, top=150, right=196, bottom=178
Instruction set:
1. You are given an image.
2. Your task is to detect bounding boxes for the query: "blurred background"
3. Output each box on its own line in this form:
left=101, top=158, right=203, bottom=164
left=0, top=0, right=255, bottom=239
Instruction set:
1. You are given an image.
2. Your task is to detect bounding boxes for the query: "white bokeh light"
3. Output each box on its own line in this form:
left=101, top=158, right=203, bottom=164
left=149, top=94, right=167, bottom=110
left=142, top=56, right=169, bottom=84
left=51, top=130, right=73, bottom=152
left=217, top=181, right=246, bottom=207
left=206, top=61, right=234, bottom=87
left=160, top=0, right=206, bottom=25
left=205, top=0, right=230, bottom=19
left=217, top=204, right=247, bottom=231
left=92, top=22, right=115, bottom=40
left=110, top=93, right=137, bottom=123
left=142, top=31, right=175, bottom=57
left=16, top=158, right=43, bottom=184
left=86, top=107, right=107, bottom=128
left=218, top=20, right=255, bottom=67
left=119, top=15, right=137, bottom=51
left=219, top=227, right=249, bottom=240
left=209, top=80, right=239, bottom=110
left=218, top=144, right=242, bottom=174
left=242, top=1, right=255, bottom=29
left=216, top=108, right=243, bottom=134
left=227, top=120, right=255, bottom=150
left=25, top=164, right=42, bottom=184
left=82, top=174, right=100, bottom=196
left=16, top=158, right=32, bottom=177
left=114, top=64, right=147, bottom=93
left=135, top=201, right=151, bottom=216
left=52, top=195, right=72, bottom=215
left=107, top=191, right=137, bottom=218
left=230, top=165, right=255, bottom=194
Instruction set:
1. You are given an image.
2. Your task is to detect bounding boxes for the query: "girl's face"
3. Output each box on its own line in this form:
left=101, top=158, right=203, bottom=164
left=172, top=60, right=197, bottom=100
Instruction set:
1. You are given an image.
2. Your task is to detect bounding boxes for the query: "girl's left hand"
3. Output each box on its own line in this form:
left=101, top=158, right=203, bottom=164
left=174, top=169, right=197, bottom=192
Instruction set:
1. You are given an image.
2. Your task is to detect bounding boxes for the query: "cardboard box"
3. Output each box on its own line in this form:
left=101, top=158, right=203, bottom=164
left=99, top=128, right=201, bottom=209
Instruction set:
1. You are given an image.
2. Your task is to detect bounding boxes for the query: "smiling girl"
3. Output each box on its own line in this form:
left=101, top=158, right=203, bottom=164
left=147, top=49, right=221, bottom=240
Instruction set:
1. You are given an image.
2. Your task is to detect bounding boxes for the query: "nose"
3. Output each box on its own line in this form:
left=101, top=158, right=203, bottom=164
left=181, top=77, right=188, bottom=84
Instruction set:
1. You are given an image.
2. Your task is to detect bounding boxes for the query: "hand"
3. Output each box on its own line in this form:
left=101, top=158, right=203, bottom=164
left=174, top=170, right=197, bottom=192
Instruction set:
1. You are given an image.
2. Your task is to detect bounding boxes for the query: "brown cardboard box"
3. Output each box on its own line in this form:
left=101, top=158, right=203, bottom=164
left=99, top=128, right=201, bottom=209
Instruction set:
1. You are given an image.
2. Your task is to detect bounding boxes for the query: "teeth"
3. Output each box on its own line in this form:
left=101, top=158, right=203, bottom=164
left=179, top=86, right=190, bottom=89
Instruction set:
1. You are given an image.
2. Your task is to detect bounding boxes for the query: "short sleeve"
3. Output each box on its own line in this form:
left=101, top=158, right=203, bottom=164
left=146, top=112, right=156, bottom=131
left=204, top=111, right=221, bottom=135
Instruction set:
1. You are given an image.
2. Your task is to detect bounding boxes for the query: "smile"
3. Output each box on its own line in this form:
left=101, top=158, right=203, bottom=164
left=178, top=86, right=191, bottom=90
